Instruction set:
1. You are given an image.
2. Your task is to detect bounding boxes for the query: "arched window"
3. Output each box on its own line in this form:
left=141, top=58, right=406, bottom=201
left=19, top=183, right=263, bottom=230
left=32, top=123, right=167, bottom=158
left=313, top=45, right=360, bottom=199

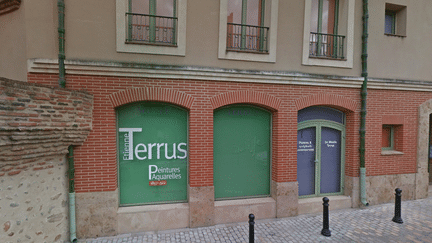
left=297, top=106, right=345, bottom=197
left=213, top=105, right=271, bottom=200
left=117, top=102, right=188, bottom=205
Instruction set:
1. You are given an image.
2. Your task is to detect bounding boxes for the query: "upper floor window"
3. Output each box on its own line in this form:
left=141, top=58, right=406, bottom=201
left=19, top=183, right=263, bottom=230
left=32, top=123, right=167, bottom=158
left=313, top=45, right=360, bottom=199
left=384, top=3, right=407, bottom=37
left=226, top=0, right=269, bottom=53
left=116, top=0, right=187, bottom=56
left=127, top=0, right=177, bottom=46
left=384, top=10, right=396, bottom=35
left=309, top=0, right=345, bottom=59
left=218, top=0, right=279, bottom=63
left=302, top=0, right=355, bottom=68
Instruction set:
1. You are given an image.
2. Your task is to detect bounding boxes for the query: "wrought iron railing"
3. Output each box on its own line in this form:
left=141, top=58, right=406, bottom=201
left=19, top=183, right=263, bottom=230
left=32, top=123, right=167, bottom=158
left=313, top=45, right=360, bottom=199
left=227, top=23, right=269, bottom=53
left=126, top=12, right=177, bottom=45
left=309, top=32, right=345, bottom=59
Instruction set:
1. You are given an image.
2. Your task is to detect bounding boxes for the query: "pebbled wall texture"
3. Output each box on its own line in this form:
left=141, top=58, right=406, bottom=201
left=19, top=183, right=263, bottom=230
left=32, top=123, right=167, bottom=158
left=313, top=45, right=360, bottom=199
left=0, top=77, right=92, bottom=242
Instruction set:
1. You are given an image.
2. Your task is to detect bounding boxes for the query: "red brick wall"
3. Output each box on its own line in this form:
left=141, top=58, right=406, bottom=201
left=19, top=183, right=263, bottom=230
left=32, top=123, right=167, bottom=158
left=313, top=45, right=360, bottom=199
left=28, top=73, right=432, bottom=193
left=367, top=89, right=425, bottom=176
left=0, top=76, right=92, bottom=177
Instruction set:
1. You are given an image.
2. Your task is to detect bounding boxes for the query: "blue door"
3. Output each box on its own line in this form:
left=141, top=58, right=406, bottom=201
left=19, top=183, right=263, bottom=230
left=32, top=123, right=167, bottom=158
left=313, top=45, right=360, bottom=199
left=297, top=127, right=316, bottom=196
left=297, top=106, right=345, bottom=197
left=320, top=127, right=342, bottom=194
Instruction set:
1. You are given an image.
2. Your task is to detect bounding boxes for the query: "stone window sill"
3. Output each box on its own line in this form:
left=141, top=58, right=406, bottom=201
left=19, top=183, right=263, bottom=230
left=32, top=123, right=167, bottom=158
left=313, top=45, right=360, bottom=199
left=309, top=56, right=347, bottom=61
left=226, top=49, right=269, bottom=55
left=125, top=41, right=178, bottom=47
left=381, top=150, right=404, bottom=156
left=384, top=34, right=406, bottom=38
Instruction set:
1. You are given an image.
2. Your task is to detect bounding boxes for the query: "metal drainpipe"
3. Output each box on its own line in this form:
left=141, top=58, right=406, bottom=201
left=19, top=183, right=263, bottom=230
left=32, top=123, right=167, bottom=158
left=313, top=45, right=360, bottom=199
left=68, top=146, right=77, bottom=242
left=59, top=0, right=76, bottom=240
left=360, top=0, right=369, bottom=206
left=58, top=0, right=66, bottom=88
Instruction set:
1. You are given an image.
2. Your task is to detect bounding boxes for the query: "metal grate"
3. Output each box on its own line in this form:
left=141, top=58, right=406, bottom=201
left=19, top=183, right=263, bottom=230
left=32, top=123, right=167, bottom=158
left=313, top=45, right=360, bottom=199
left=227, top=23, right=269, bottom=53
left=309, top=32, right=345, bottom=59
left=126, top=12, right=177, bottom=45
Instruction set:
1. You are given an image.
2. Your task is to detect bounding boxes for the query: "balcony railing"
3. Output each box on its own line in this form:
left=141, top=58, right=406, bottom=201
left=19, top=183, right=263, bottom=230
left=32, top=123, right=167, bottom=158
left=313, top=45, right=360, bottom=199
left=126, top=12, right=177, bottom=45
left=227, top=23, right=269, bottom=53
left=309, top=32, right=345, bottom=59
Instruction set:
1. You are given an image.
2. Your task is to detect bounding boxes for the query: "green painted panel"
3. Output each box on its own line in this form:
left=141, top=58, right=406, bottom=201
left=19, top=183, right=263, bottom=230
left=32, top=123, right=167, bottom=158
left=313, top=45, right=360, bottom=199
left=117, top=102, right=188, bottom=205
left=214, top=105, right=271, bottom=199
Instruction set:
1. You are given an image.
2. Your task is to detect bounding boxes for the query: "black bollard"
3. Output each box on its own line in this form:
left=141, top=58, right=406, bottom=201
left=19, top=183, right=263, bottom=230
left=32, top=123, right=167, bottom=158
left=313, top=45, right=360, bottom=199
left=249, top=214, right=255, bottom=243
left=392, top=188, right=403, bottom=224
left=321, top=197, right=331, bottom=237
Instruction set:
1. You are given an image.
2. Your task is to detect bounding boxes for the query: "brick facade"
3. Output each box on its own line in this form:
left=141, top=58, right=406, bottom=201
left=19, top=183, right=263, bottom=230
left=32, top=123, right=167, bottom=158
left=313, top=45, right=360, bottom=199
left=27, top=73, right=432, bottom=193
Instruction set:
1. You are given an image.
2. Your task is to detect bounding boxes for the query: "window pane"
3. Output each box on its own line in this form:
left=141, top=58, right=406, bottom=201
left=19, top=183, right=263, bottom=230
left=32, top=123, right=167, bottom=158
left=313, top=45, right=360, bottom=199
left=298, top=106, right=345, bottom=124
left=385, top=13, right=394, bottom=34
left=246, top=0, right=260, bottom=26
left=131, top=0, right=174, bottom=17
left=382, top=126, right=392, bottom=148
left=310, top=0, right=319, bottom=33
left=322, top=0, right=336, bottom=34
left=310, top=0, right=336, bottom=34
left=228, top=0, right=242, bottom=24
left=322, top=0, right=329, bottom=33
left=132, top=0, right=150, bottom=14
left=156, top=0, right=174, bottom=17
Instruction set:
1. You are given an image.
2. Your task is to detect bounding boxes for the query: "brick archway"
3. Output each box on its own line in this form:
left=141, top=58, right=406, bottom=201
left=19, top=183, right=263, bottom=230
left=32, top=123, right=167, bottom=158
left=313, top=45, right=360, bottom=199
left=108, top=87, right=194, bottom=109
left=210, top=90, right=281, bottom=110
left=295, top=93, right=358, bottom=112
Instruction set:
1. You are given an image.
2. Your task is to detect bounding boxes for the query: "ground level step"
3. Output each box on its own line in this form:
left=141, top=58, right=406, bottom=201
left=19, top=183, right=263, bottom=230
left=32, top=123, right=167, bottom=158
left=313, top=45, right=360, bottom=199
left=298, top=195, right=352, bottom=215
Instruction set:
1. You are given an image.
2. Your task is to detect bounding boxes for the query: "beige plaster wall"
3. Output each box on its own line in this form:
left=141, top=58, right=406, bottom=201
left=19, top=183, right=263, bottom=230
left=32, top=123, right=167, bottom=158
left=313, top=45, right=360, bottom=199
left=68, top=0, right=362, bottom=76
left=24, top=0, right=363, bottom=77
left=22, top=0, right=58, bottom=60
left=368, top=0, right=432, bottom=81
left=0, top=4, right=27, bottom=81
left=0, top=0, right=58, bottom=81
left=6, top=0, right=432, bottom=81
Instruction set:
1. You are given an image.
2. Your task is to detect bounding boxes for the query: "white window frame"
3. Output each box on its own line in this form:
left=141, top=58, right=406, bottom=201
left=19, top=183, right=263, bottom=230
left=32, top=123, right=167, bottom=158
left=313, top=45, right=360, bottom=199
left=302, top=0, right=355, bottom=68
left=116, top=0, right=187, bottom=56
left=218, top=0, right=279, bottom=63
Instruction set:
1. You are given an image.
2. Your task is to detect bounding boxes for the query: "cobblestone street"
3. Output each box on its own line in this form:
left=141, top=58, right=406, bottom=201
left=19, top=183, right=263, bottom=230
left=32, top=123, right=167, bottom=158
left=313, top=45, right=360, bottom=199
left=79, top=187, right=432, bottom=243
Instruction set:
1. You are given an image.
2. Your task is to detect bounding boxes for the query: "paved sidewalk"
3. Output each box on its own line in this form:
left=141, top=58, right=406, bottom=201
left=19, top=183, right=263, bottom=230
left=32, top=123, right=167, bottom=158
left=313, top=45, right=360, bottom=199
left=79, top=192, right=432, bottom=243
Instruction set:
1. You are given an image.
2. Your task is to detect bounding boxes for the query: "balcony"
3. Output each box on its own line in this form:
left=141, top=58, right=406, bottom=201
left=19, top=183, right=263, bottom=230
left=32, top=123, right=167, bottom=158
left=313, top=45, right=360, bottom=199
left=226, top=23, right=269, bottom=53
left=309, top=32, right=345, bottom=59
left=126, top=12, right=177, bottom=46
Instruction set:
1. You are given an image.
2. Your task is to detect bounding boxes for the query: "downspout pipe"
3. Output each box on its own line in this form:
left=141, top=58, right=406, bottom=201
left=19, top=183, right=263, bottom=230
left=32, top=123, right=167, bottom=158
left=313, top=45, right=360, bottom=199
left=59, top=1, right=76, bottom=240
left=58, top=0, right=66, bottom=88
left=68, top=146, right=77, bottom=242
left=360, top=0, right=369, bottom=206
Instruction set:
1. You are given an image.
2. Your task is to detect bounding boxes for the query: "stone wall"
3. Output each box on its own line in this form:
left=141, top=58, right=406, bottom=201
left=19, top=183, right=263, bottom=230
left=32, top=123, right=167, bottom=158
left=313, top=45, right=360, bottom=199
left=1, top=156, right=68, bottom=242
left=366, top=173, right=416, bottom=205
left=0, top=77, right=93, bottom=242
